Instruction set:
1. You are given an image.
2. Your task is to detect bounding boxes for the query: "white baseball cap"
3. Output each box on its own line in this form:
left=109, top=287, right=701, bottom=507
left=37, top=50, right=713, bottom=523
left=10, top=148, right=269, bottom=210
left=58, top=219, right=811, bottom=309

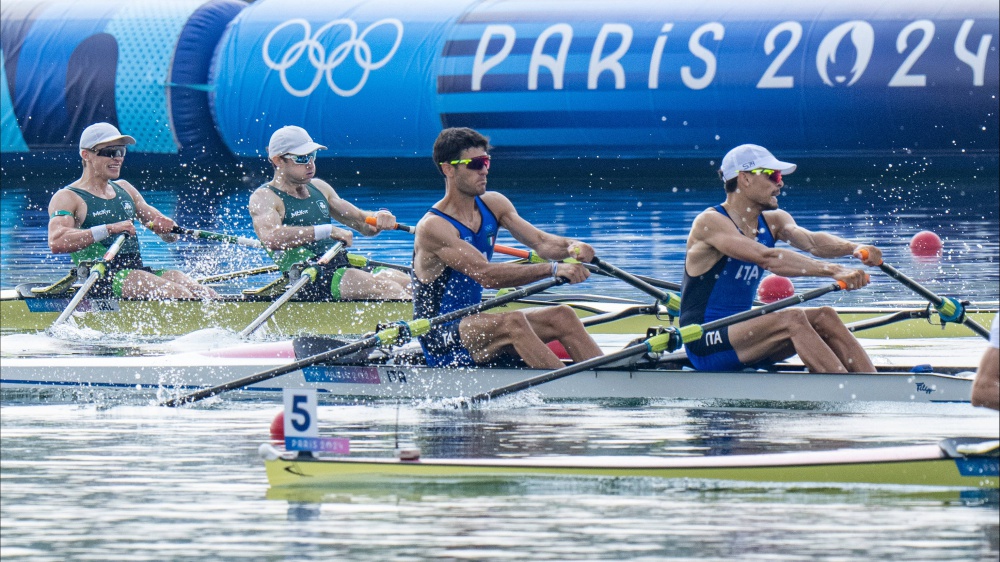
left=719, top=144, right=796, bottom=181
left=267, top=126, right=327, bottom=158
left=79, top=122, right=136, bottom=151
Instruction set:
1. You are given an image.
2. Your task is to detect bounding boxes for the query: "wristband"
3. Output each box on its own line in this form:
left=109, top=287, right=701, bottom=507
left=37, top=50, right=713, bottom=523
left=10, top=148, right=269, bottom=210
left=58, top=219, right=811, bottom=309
left=314, top=224, right=333, bottom=240
left=90, top=224, right=109, bottom=243
left=551, top=261, right=559, bottom=278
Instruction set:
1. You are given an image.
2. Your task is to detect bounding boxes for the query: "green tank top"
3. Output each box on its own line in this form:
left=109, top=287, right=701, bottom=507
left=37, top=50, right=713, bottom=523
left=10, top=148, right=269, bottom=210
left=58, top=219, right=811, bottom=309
left=265, top=183, right=337, bottom=271
left=66, top=182, right=141, bottom=264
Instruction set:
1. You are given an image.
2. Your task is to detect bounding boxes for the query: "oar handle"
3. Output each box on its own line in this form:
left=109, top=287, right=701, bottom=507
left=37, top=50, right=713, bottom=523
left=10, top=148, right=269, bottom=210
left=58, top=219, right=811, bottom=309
left=170, top=225, right=263, bottom=248
left=364, top=216, right=415, bottom=234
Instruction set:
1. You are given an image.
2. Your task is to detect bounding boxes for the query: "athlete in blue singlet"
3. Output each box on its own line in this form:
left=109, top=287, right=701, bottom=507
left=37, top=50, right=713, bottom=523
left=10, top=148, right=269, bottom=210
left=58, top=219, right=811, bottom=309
left=412, top=196, right=498, bottom=366
left=681, top=144, right=881, bottom=374
left=680, top=204, right=775, bottom=371
left=411, top=127, right=603, bottom=369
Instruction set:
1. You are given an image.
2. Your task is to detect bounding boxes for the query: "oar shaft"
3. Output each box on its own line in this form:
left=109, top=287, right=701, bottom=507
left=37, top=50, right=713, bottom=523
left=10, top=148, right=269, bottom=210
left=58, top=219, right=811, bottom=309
left=864, top=251, right=989, bottom=340
left=51, top=234, right=128, bottom=328
left=239, top=242, right=344, bottom=338
left=238, top=274, right=311, bottom=338
left=700, top=283, right=844, bottom=335
left=162, top=335, right=382, bottom=406
left=171, top=226, right=262, bottom=248
left=165, top=277, right=566, bottom=406
left=197, top=265, right=279, bottom=284
left=52, top=271, right=101, bottom=326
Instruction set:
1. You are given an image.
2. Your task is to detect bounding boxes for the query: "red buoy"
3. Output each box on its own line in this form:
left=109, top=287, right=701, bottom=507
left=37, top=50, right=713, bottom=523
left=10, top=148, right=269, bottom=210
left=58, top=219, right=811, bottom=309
left=758, top=275, right=795, bottom=303
left=910, top=230, right=942, bottom=257
left=270, top=411, right=284, bottom=442
left=547, top=340, right=571, bottom=360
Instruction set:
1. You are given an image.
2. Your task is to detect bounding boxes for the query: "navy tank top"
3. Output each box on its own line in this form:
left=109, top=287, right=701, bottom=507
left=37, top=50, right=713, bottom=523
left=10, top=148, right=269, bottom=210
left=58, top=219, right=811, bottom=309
left=412, top=196, right=499, bottom=320
left=680, top=204, right=776, bottom=326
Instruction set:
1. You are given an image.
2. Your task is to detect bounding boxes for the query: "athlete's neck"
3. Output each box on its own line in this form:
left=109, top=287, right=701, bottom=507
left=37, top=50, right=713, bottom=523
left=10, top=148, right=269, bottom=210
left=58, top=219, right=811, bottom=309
left=269, top=174, right=310, bottom=198
left=72, top=171, right=114, bottom=197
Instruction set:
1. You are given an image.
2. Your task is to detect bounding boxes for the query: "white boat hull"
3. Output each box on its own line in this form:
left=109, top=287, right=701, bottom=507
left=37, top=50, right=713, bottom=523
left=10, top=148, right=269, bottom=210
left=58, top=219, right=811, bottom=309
left=0, top=352, right=974, bottom=403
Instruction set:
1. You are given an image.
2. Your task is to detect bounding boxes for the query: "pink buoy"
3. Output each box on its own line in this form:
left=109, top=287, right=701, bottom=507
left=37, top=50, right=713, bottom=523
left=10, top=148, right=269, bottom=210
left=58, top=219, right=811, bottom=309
left=757, top=275, right=795, bottom=303
left=910, top=230, right=942, bottom=257
left=270, top=411, right=284, bottom=442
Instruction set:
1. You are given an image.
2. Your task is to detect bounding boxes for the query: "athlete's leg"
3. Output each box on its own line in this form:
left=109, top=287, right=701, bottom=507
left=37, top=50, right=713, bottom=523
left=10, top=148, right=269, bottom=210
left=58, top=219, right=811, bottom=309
left=803, top=306, right=875, bottom=372
left=159, top=270, right=220, bottom=299
left=373, top=269, right=413, bottom=294
left=120, top=270, right=195, bottom=299
left=727, top=308, right=850, bottom=373
left=337, top=268, right=411, bottom=300
left=519, top=306, right=603, bottom=363
left=459, top=311, right=565, bottom=369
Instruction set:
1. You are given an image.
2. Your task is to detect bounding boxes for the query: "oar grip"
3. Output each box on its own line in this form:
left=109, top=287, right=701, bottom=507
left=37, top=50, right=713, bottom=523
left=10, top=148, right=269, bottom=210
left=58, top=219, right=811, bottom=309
left=365, top=216, right=415, bottom=234
left=857, top=248, right=884, bottom=266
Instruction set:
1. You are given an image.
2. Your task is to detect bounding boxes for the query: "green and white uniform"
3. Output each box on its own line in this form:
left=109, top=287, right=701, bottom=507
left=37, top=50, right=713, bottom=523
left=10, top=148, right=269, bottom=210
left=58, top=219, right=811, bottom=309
left=264, top=184, right=360, bottom=300
left=61, top=182, right=162, bottom=298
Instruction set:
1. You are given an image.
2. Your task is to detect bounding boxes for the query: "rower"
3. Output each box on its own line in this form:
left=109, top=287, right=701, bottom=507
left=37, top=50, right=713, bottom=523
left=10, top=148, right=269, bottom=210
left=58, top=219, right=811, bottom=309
left=971, top=313, right=999, bottom=410
left=47, top=122, right=218, bottom=300
left=411, top=127, right=603, bottom=369
left=680, top=144, right=881, bottom=373
left=248, top=126, right=411, bottom=301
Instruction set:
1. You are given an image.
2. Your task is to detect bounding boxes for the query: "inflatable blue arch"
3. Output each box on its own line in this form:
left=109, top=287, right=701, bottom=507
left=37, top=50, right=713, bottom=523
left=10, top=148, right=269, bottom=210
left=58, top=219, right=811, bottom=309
left=1, top=0, right=997, bottom=170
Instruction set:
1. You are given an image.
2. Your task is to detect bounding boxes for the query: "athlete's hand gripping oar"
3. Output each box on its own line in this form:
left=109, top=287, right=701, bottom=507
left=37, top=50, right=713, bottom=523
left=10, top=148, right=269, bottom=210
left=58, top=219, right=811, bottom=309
left=239, top=242, right=345, bottom=338
left=859, top=249, right=989, bottom=339
left=364, top=216, right=415, bottom=234
left=459, top=281, right=848, bottom=406
left=168, top=225, right=263, bottom=248
left=162, top=277, right=568, bottom=406
left=492, top=244, right=681, bottom=317
left=50, top=234, right=129, bottom=329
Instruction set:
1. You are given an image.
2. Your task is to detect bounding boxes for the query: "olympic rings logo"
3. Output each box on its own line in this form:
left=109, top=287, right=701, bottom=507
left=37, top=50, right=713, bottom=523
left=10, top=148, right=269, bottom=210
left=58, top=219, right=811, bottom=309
left=262, top=18, right=404, bottom=97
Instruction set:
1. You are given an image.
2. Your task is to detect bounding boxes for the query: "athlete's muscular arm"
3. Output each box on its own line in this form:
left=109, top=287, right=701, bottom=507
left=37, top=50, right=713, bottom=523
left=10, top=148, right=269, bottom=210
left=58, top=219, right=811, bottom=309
left=117, top=181, right=177, bottom=242
left=249, top=187, right=353, bottom=250
left=413, top=213, right=574, bottom=288
left=769, top=210, right=882, bottom=266
left=692, top=209, right=868, bottom=289
left=47, top=189, right=135, bottom=253
left=312, top=179, right=395, bottom=236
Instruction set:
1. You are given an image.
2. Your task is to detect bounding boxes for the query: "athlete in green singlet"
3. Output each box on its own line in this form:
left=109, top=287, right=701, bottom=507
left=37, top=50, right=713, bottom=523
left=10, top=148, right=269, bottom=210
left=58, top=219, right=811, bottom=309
left=47, top=122, right=218, bottom=300
left=248, top=126, right=411, bottom=301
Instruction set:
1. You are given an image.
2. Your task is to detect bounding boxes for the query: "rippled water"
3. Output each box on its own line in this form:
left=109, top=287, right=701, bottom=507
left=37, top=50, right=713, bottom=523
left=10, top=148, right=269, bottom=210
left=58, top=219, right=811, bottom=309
left=2, top=169, right=998, bottom=560
left=2, top=171, right=998, bottom=304
left=1, top=398, right=998, bottom=561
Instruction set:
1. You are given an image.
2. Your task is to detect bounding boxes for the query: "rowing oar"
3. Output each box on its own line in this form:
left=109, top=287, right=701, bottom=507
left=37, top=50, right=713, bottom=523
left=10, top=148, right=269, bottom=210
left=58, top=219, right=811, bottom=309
left=369, top=217, right=681, bottom=311
left=50, top=234, right=129, bottom=329
left=493, top=244, right=681, bottom=317
left=163, top=277, right=568, bottom=406
left=239, top=242, right=345, bottom=338
left=197, top=265, right=280, bottom=284
left=859, top=250, right=989, bottom=339
left=459, top=281, right=848, bottom=406
left=169, top=225, right=262, bottom=248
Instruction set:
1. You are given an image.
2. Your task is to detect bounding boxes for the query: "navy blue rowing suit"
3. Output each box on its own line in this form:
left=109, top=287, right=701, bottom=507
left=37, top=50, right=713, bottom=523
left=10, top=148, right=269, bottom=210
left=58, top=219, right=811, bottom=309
left=412, top=196, right=498, bottom=367
left=679, top=204, right=776, bottom=371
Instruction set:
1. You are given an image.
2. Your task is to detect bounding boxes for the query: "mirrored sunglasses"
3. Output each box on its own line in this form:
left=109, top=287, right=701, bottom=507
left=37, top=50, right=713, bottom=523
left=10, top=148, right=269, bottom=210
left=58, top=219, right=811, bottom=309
left=90, top=146, right=127, bottom=159
left=440, top=154, right=491, bottom=171
left=283, top=151, right=317, bottom=165
left=749, top=168, right=782, bottom=184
